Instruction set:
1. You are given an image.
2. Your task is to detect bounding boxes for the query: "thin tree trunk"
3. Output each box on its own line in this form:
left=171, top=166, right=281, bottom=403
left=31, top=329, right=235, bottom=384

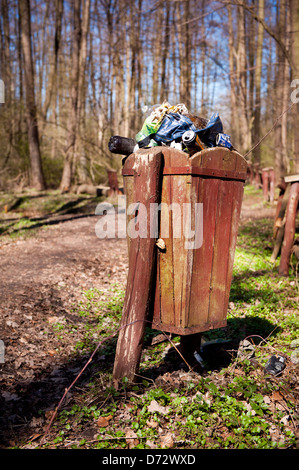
left=160, top=0, right=170, bottom=101
left=19, top=0, right=46, bottom=190
left=1, top=0, right=13, bottom=167
left=253, top=0, right=264, bottom=165
left=60, top=0, right=81, bottom=191
left=76, top=0, right=90, bottom=183
left=274, top=1, right=289, bottom=179
left=40, top=0, right=64, bottom=136
left=237, top=5, right=251, bottom=154
left=290, top=0, right=299, bottom=174
left=227, top=4, right=239, bottom=147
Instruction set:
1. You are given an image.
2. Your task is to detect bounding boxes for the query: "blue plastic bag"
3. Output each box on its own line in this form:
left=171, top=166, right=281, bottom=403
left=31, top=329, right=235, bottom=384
left=154, top=113, right=198, bottom=144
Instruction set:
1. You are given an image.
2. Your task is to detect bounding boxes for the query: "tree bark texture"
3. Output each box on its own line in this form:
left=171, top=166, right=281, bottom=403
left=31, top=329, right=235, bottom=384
left=19, top=0, right=46, bottom=190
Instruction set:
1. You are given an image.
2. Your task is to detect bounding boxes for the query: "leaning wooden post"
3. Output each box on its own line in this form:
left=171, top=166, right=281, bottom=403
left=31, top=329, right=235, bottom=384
left=254, top=163, right=260, bottom=188
left=268, top=168, right=275, bottom=203
left=262, top=168, right=269, bottom=200
left=113, top=148, right=163, bottom=383
left=247, top=162, right=254, bottom=185
left=274, top=179, right=287, bottom=225
left=107, top=169, right=119, bottom=196
left=279, top=181, right=299, bottom=276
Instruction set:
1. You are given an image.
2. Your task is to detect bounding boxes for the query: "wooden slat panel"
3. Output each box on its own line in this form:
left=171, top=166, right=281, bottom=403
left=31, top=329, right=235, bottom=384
left=171, top=174, right=189, bottom=329
left=223, top=180, right=244, bottom=311
left=113, top=149, right=163, bottom=382
left=188, top=177, right=220, bottom=327
left=208, top=179, right=234, bottom=324
left=158, top=175, right=175, bottom=327
left=152, top=147, right=246, bottom=335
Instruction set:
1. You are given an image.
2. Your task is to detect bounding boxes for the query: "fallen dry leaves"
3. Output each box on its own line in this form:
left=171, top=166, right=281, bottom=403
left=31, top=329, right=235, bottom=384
left=125, top=429, right=139, bottom=449
left=147, top=399, right=169, bottom=415
left=97, top=415, right=113, bottom=427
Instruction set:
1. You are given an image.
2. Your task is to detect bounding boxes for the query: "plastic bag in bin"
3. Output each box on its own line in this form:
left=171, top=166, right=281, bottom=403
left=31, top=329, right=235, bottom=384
left=154, top=113, right=198, bottom=144
left=195, top=112, right=223, bottom=147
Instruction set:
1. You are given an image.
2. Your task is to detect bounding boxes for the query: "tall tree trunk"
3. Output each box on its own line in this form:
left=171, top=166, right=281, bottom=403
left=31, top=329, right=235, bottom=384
left=40, top=0, right=64, bottom=135
left=274, top=0, right=289, bottom=179
left=176, top=0, right=191, bottom=109
left=60, top=0, right=81, bottom=191
left=227, top=4, right=239, bottom=147
left=1, top=0, right=13, bottom=168
left=290, top=0, right=299, bottom=174
left=19, top=0, right=46, bottom=190
left=253, top=0, right=264, bottom=165
left=160, top=0, right=170, bottom=101
left=76, top=0, right=90, bottom=183
left=237, top=5, right=251, bottom=154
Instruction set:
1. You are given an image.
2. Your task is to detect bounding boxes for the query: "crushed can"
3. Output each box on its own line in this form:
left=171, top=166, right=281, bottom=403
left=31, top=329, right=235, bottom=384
left=182, top=130, right=204, bottom=151
left=216, top=133, right=232, bottom=149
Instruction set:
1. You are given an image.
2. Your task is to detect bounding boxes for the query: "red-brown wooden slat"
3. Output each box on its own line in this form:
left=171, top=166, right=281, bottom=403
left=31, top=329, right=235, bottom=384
left=223, top=180, right=244, bottom=311
left=188, top=177, right=220, bottom=328
left=172, top=174, right=188, bottom=329
left=279, top=182, right=299, bottom=276
left=158, top=174, right=175, bottom=327
left=113, top=148, right=163, bottom=382
left=208, top=179, right=234, bottom=325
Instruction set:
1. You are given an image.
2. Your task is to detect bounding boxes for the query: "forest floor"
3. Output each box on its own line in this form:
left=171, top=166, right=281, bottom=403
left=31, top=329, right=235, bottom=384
left=0, top=185, right=298, bottom=451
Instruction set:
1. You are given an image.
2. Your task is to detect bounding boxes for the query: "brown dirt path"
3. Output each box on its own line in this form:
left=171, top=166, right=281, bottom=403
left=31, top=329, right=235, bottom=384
left=0, top=211, right=128, bottom=446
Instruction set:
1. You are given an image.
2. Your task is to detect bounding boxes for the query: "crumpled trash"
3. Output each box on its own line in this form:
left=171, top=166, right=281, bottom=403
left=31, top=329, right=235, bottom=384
left=216, top=133, right=233, bottom=149
left=264, top=355, right=286, bottom=376
left=134, top=101, right=232, bottom=153
left=135, top=101, right=189, bottom=148
left=154, top=113, right=199, bottom=145
left=194, top=112, right=224, bottom=148
left=237, top=339, right=255, bottom=360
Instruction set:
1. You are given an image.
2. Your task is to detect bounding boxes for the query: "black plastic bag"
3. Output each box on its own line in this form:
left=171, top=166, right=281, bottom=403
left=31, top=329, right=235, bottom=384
left=195, top=112, right=223, bottom=148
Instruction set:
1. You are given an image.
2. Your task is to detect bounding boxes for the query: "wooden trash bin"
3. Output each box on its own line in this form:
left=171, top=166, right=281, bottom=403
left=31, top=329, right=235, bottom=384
left=113, top=146, right=247, bottom=381
left=150, top=147, right=247, bottom=335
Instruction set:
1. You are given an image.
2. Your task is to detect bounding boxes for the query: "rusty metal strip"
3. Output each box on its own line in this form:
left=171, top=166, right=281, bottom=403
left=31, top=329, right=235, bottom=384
left=162, top=167, right=247, bottom=181
left=150, top=319, right=227, bottom=335
left=122, top=167, right=246, bottom=181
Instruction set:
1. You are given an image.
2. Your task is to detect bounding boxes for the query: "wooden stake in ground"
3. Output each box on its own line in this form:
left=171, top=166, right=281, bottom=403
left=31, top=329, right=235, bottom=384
left=279, top=180, right=299, bottom=276
left=113, top=148, right=163, bottom=383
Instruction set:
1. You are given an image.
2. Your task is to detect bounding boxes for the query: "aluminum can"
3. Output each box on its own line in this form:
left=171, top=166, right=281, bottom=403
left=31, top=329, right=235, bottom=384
left=182, top=130, right=204, bottom=150
left=216, top=133, right=232, bottom=149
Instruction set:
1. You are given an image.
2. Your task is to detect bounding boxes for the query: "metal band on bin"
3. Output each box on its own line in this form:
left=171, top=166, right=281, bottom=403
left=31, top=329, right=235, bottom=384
left=122, top=166, right=247, bottom=181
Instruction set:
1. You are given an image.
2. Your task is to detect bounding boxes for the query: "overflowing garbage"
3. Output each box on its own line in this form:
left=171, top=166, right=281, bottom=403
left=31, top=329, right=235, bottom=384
left=108, top=101, right=233, bottom=157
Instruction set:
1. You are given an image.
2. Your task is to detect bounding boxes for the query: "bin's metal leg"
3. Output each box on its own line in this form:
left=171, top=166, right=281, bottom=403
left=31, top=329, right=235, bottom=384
left=180, top=333, right=202, bottom=364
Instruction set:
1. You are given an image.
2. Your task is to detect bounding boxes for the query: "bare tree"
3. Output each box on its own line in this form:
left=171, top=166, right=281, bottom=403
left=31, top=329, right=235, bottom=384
left=252, top=0, right=264, bottom=165
left=19, top=0, right=46, bottom=190
left=60, top=0, right=81, bottom=191
left=290, top=0, right=299, bottom=174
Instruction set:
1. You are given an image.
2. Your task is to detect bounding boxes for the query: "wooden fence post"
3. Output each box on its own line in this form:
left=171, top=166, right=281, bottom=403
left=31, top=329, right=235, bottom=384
left=254, top=163, right=261, bottom=188
left=268, top=168, right=275, bottom=203
left=113, top=149, right=163, bottom=383
left=279, top=181, right=299, bottom=276
left=262, top=168, right=269, bottom=200
left=107, top=169, right=119, bottom=196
